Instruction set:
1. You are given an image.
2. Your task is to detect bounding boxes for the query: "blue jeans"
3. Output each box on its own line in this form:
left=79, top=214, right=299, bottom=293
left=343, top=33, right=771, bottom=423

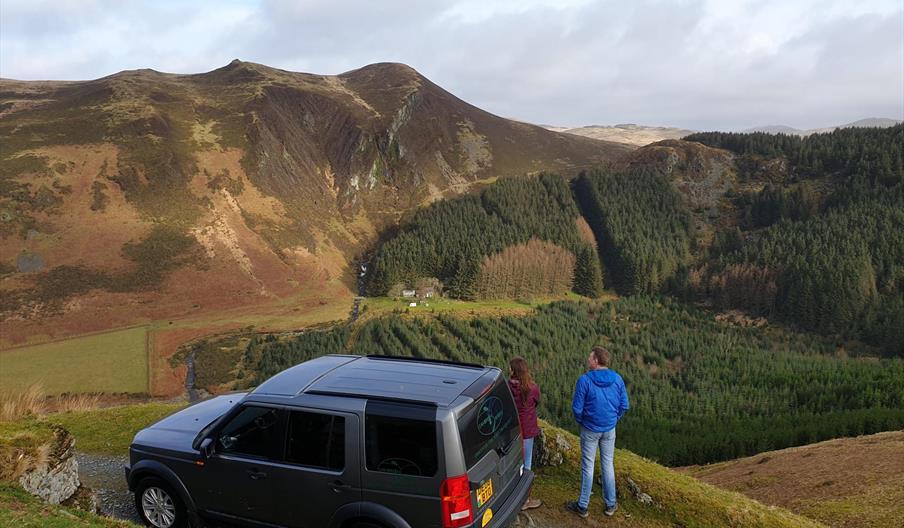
left=523, top=437, right=534, bottom=471
left=578, top=426, right=616, bottom=509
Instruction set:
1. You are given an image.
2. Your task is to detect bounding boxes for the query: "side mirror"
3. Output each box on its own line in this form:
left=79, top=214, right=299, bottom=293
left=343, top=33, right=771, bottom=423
left=199, top=437, right=214, bottom=459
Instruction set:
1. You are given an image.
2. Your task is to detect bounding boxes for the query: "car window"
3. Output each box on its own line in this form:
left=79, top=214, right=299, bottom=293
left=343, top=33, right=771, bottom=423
left=458, top=379, right=520, bottom=468
left=286, top=411, right=345, bottom=471
left=365, top=402, right=438, bottom=477
left=217, top=406, right=285, bottom=460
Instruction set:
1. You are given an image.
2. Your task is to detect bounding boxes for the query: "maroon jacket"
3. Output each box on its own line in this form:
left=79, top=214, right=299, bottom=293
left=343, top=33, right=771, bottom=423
left=508, top=378, right=541, bottom=439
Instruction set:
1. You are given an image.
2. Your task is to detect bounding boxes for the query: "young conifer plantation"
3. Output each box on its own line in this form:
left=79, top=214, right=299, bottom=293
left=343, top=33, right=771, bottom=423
left=246, top=297, right=904, bottom=467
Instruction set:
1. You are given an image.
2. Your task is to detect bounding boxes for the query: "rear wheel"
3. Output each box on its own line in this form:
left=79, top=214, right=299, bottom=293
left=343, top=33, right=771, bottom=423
left=135, top=477, right=187, bottom=528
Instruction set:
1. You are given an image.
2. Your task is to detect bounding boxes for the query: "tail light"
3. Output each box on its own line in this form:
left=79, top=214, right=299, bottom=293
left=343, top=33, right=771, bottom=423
left=441, top=474, right=473, bottom=527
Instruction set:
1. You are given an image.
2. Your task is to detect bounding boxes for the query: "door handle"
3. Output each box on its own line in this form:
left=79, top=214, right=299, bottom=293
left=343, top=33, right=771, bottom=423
left=247, top=469, right=268, bottom=480
left=330, top=480, right=352, bottom=493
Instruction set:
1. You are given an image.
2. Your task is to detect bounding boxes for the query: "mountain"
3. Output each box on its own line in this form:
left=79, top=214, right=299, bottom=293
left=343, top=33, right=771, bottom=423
left=681, top=431, right=904, bottom=528
left=744, top=117, right=902, bottom=136
left=541, top=123, right=696, bottom=146
left=0, top=60, right=629, bottom=345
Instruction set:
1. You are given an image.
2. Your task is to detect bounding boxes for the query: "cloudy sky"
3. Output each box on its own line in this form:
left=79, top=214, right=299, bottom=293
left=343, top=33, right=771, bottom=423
left=1, top=0, right=902, bottom=130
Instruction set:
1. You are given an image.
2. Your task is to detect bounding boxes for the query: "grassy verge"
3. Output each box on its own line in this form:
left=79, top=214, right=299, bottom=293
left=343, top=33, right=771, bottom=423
left=0, top=327, right=148, bottom=395
left=0, top=483, right=135, bottom=527
left=48, top=403, right=185, bottom=455
left=530, top=421, right=825, bottom=528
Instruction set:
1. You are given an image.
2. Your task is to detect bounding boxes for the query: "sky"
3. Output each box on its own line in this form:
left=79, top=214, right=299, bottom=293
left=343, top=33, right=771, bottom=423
left=1, top=0, right=902, bottom=131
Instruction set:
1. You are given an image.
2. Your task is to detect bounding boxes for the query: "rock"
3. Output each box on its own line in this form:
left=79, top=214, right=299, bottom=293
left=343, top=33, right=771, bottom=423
left=626, top=477, right=656, bottom=508
left=19, top=452, right=80, bottom=504
left=536, top=427, right=574, bottom=467
left=17, top=425, right=82, bottom=505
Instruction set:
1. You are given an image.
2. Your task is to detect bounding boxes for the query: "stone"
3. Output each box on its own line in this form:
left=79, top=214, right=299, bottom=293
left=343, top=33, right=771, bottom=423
left=626, top=477, right=656, bottom=508
left=536, top=427, right=574, bottom=467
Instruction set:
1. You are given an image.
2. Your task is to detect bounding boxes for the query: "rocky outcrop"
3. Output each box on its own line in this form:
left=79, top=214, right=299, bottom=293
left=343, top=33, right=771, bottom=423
left=16, top=424, right=96, bottom=511
left=535, top=423, right=577, bottom=467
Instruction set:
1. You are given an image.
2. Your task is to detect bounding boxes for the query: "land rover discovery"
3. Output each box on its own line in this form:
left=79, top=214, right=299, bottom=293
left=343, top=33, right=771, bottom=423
left=125, top=355, right=534, bottom=528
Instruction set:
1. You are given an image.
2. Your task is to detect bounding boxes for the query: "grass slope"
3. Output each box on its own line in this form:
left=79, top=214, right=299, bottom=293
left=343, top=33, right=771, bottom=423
left=49, top=403, right=184, bottom=455
left=681, top=431, right=904, bottom=528
left=0, top=327, right=148, bottom=395
left=0, top=484, right=134, bottom=527
left=531, top=422, right=824, bottom=528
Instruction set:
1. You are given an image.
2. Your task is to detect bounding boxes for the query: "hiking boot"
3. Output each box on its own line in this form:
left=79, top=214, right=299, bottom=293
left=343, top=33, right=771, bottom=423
left=604, top=503, right=618, bottom=517
left=521, top=498, right=542, bottom=510
left=565, top=501, right=589, bottom=518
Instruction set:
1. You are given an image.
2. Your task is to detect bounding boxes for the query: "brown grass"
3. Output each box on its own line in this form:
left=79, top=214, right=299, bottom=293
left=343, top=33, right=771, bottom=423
left=0, top=385, right=45, bottom=422
left=0, top=385, right=102, bottom=422
left=680, top=431, right=904, bottom=528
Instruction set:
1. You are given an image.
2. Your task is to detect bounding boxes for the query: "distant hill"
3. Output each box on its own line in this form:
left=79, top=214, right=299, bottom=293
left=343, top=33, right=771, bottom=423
left=0, top=60, right=628, bottom=345
left=541, top=123, right=696, bottom=147
left=744, top=117, right=901, bottom=135
left=681, top=431, right=904, bottom=528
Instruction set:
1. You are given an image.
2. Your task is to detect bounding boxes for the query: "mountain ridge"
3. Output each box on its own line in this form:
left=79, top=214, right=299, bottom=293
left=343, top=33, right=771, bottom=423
left=0, top=60, right=629, bottom=347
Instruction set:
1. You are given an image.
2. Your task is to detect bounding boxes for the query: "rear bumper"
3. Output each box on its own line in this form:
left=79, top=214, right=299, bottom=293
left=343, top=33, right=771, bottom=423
left=479, top=469, right=534, bottom=528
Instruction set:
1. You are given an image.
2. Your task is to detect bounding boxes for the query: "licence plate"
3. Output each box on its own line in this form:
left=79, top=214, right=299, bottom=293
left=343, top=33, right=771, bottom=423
left=476, top=479, right=493, bottom=507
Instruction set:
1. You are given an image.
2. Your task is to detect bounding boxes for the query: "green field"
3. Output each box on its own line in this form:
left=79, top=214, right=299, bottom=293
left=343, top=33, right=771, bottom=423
left=360, top=292, right=596, bottom=319
left=0, top=327, right=148, bottom=395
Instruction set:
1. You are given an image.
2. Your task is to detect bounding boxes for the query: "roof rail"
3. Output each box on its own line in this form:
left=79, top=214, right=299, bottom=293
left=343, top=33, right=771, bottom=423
left=305, top=389, right=439, bottom=407
left=365, top=354, right=485, bottom=370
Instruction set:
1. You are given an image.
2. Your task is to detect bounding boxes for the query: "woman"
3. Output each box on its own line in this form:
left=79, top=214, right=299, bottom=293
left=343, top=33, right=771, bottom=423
left=509, top=356, right=542, bottom=510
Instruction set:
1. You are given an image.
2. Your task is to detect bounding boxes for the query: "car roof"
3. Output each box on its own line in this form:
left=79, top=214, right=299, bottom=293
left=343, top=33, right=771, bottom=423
left=251, top=355, right=494, bottom=407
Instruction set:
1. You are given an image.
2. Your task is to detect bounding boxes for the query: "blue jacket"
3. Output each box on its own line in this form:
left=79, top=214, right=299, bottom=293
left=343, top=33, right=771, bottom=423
left=572, top=369, right=629, bottom=433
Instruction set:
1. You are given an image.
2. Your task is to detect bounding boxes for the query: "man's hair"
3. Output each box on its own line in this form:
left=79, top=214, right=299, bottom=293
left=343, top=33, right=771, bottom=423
left=591, top=346, right=610, bottom=367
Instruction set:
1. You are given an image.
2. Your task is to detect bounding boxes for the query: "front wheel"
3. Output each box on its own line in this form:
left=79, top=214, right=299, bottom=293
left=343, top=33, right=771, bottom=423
left=135, top=477, right=187, bottom=528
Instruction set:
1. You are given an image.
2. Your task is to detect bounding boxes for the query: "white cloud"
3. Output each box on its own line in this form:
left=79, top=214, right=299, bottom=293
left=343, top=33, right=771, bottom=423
left=0, top=0, right=901, bottom=130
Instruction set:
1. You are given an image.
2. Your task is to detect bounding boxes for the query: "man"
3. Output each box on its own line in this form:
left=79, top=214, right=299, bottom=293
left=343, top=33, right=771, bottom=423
left=566, top=346, right=629, bottom=518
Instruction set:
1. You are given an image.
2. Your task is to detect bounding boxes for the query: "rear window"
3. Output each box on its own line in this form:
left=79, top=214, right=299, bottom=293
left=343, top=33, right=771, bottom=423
left=365, top=401, right=438, bottom=477
left=458, top=379, right=520, bottom=468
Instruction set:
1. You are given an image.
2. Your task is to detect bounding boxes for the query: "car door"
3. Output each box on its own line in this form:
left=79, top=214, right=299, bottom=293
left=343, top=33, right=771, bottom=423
left=278, top=408, right=361, bottom=528
left=199, top=404, right=287, bottom=525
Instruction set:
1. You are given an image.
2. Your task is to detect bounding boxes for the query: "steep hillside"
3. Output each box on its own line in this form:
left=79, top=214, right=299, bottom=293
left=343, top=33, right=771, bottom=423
left=0, top=61, right=629, bottom=346
left=682, top=431, right=904, bottom=528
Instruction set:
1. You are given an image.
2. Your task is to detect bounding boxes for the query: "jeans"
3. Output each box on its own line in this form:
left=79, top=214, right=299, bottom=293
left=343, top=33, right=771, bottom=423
left=523, top=437, right=534, bottom=471
left=578, top=426, right=616, bottom=509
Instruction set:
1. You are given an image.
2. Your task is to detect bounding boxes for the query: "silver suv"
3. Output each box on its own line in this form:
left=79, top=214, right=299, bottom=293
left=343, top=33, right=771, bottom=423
left=126, top=355, right=534, bottom=528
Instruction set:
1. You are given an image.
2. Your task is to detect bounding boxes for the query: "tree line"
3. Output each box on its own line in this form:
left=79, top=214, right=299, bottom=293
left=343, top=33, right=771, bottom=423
left=685, top=124, right=904, bottom=188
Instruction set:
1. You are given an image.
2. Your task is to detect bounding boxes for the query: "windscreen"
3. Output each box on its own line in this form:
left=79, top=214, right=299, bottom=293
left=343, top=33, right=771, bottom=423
left=457, top=378, right=520, bottom=468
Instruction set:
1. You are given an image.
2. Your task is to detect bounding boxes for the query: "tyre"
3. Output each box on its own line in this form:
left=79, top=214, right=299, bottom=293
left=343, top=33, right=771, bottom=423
left=135, top=477, right=187, bottom=528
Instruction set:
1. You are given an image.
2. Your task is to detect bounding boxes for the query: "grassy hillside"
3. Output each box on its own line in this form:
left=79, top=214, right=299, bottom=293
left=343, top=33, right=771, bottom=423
left=530, top=422, right=823, bottom=528
left=682, top=431, right=904, bottom=528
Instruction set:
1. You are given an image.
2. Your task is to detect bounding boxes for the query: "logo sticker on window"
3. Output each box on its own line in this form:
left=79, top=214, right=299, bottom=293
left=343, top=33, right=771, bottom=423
left=477, top=396, right=504, bottom=436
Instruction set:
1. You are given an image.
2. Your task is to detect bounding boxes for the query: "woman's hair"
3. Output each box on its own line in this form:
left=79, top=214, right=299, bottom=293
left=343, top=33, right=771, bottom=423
left=510, top=356, right=534, bottom=402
